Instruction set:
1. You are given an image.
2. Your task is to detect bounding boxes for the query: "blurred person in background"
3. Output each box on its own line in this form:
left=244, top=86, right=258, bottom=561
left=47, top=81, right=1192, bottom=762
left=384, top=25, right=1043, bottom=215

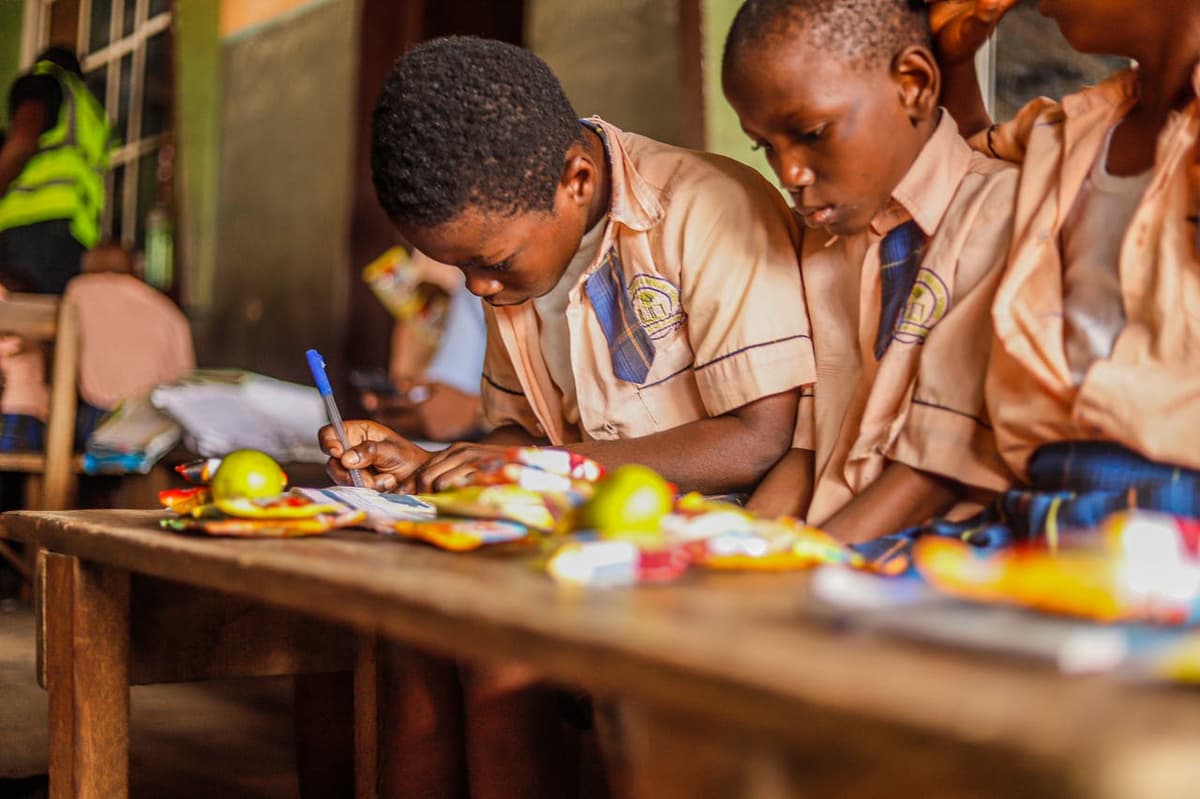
left=362, top=280, right=486, bottom=442
left=0, top=46, right=112, bottom=295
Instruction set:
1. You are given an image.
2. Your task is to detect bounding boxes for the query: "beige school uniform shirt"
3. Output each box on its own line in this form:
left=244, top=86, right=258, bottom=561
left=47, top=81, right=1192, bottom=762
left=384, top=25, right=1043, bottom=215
left=800, top=113, right=1017, bottom=526
left=981, top=67, right=1200, bottom=479
left=481, top=117, right=815, bottom=445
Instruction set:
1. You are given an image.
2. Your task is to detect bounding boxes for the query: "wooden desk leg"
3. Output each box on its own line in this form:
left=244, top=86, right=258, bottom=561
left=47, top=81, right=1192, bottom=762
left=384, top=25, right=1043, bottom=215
left=43, top=553, right=131, bottom=799
left=621, top=703, right=794, bottom=799
left=354, top=634, right=380, bottom=799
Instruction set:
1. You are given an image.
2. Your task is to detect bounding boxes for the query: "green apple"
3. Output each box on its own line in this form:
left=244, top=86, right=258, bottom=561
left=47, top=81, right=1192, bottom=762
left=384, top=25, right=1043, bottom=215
left=210, top=449, right=287, bottom=503
left=580, top=464, right=673, bottom=543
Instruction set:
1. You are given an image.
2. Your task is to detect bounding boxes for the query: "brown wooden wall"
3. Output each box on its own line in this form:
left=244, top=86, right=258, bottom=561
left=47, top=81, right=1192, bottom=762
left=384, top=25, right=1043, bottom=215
left=344, top=0, right=525, bottom=400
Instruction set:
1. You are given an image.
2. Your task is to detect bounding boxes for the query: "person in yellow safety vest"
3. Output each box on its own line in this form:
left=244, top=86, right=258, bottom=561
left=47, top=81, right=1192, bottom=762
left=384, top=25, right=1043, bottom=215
left=0, top=47, right=112, bottom=295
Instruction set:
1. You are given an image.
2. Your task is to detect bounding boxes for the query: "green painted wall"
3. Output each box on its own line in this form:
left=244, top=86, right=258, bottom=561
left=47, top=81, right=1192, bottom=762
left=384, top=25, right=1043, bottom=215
left=527, top=0, right=685, bottom=146
left=206, top=0, right=356, bottom=383
left=701, top=0, right=776, bottom=186
left=175, top=0, right=221, bottom=316
left=0, top=0, right=24, bottom=128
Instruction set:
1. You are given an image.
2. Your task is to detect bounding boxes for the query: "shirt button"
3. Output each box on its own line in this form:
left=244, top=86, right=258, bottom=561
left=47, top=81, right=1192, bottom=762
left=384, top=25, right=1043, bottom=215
left=603, top=423, right=616, bottom=436
left=1038, top=229, right=1051, bottom=243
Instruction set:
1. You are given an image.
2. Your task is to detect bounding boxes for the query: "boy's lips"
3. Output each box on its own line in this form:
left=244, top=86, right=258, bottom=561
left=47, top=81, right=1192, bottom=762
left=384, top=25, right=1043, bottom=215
left=485, top=295, right=526, bottom=308
left=799, top=206, right=836, bottom=227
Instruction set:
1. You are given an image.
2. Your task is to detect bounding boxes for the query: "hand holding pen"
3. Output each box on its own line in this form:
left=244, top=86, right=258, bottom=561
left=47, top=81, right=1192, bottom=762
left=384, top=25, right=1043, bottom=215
left=309, top=350, right=437, bottom=491
left=317, top=419, right=435, bottom=493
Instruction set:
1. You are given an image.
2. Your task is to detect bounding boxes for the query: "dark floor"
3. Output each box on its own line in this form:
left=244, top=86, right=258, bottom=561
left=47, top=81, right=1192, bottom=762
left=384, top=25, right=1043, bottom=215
left=0, top=600, right=300, bottom=798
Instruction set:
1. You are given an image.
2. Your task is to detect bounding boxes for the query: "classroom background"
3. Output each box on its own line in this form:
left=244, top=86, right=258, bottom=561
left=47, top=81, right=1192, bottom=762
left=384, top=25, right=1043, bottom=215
left=0, top=0, right=1123, bottom=398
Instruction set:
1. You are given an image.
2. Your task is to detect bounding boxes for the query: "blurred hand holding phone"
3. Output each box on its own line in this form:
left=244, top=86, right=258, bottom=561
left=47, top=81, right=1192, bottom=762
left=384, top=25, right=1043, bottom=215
left=352, top=370, right=480, bottom=443
left=352, top=369, right=431, bottom=407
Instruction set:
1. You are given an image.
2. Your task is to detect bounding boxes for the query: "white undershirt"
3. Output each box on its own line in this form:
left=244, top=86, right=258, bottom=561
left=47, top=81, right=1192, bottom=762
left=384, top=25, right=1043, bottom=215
left=1061, top=127, right=1153, bottom=385
left=532, top=218, right=608, bottom=425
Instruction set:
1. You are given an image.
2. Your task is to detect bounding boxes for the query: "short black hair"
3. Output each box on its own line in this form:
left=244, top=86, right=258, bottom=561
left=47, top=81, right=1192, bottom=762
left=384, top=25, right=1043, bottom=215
left=724, top=0, right=930, bottom=75
left=36, top=46, right=83, bottom=77
left=371, top=36, right=585, bottom=230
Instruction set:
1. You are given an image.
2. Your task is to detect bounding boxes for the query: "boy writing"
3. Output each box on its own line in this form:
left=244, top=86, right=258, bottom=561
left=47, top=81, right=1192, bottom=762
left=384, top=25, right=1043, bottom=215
left=730, top=0, right=1018, bottom=544
left=923, top=0, right=1200, bottom=539
left=324, top=36, right=815, bottom=797
left=326, top=36, right=814, bottom=495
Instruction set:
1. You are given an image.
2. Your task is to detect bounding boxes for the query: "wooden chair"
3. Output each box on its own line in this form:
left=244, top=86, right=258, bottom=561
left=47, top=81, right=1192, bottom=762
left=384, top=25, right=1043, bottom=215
left=0, top=293, right=80, bottom=585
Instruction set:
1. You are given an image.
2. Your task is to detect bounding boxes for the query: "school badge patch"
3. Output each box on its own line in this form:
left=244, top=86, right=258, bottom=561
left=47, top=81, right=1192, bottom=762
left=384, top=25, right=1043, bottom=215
left=893, top=268, right=949, bottom=344
left=628, top=274, right=686, bottom=340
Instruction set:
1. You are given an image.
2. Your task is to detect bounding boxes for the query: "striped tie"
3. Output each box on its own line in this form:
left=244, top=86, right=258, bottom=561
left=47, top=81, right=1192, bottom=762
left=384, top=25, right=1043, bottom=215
left=875, top=219, right=927, bottom=360
left=585, top=249, right=656, bottom=383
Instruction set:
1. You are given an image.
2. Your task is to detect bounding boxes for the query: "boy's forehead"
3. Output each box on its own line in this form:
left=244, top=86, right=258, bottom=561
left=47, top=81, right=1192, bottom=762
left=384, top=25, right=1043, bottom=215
left=728, top=39, right=876, bottom=111
left=402, top=206, right=535, bottom=263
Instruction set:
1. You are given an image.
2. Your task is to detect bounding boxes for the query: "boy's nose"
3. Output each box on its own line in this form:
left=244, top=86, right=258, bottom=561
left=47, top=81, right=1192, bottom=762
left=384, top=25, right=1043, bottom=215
left=466, top=274, right=504, bottom=298
left=780, top=159, right=815, bottom=192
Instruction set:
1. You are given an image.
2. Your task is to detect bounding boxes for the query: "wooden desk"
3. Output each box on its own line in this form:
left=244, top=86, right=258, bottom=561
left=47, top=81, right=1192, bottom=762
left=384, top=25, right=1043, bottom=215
left=6, top=509, right=1200, bottom=799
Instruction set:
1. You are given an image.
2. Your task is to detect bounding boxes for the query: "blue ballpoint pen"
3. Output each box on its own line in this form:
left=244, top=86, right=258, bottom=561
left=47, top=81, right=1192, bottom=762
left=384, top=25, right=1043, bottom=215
left=306, top=348, right=366, bottom=488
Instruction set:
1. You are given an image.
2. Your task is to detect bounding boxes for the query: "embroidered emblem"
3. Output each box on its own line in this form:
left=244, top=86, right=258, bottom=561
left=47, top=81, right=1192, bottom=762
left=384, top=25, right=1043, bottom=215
left=628, top=274, right=686, bottom=340
left=893, top=267, right=949, bottom=344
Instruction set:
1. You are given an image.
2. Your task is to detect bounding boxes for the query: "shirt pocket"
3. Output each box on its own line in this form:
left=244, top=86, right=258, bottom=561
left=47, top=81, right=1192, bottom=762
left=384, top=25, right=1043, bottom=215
left=633, top=318, right=705, bottom=430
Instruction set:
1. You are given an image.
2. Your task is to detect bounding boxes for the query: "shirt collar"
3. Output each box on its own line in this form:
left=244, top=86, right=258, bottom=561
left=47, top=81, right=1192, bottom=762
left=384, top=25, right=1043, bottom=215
left=582, top=116, right=665, bottom=232
left=1061, top=66, right=1139, bottom=119
left=870, top=109, right=973, bottom=238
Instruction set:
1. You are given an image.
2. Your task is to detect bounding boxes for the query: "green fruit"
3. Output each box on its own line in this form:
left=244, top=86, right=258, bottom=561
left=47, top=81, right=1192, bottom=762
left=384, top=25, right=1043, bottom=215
left=211, top=450, right=287, bottom=502
left=581, top=464, right=673, bottom=540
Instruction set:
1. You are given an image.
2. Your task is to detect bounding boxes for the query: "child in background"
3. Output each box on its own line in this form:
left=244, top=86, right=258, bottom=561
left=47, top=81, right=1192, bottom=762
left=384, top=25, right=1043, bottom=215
left=362, top=280, right=487, bottom=442
left=324, top=36, right=814, bottom=797
left=923, top=0, right=1200, bottom=545
left=730, top=0, right=1017, bottom=545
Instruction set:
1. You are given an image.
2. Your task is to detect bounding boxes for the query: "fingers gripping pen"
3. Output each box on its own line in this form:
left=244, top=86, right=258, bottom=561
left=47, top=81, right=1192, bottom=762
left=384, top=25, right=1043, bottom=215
left=306, top=348, right=367, bottom=488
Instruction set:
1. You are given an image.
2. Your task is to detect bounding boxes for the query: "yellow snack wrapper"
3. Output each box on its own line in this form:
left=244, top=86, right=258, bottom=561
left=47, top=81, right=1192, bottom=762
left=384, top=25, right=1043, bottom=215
left=422, top=484, right=582, bottom=532
left=391, top=518, right=530, bottom=552
left=160, top=510, right=366, bottom=538
left=214, top=494, right=347, bottom=520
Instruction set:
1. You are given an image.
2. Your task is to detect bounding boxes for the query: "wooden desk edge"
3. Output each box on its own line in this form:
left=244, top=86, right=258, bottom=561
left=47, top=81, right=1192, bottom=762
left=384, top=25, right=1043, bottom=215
left=8, top=508, right=1200, bottom=796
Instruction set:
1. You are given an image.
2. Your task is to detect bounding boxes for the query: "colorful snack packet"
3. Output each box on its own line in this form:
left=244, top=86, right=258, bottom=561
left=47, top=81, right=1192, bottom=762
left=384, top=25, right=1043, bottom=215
left=660, top=493, right=863, bottom=571
left=506, top=448, right=605, bottom=482
left=160, top=509, right=366, bottom=538
left=422, top=484, right=584, bottom=532
left=175, top=458, right=223, bottom=485
left=915, top=511, right=1200, bottom=624
left=390, top=518, right=530, bottom=551
left=158, top=486, right=211, bottom=515
left=694, top=518, right=862, bottom=571
left=468, top=461, right=594, bottom=495
left=214, top=493, right=348, bottom=520
left=547, top=540, right=692, bottom=588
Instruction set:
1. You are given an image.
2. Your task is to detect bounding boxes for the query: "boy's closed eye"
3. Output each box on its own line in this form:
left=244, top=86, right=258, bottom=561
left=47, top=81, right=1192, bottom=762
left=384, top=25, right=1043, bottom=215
left=748, top=123, right=830, bottom=154
left=792, top=123, right=829, bottom=143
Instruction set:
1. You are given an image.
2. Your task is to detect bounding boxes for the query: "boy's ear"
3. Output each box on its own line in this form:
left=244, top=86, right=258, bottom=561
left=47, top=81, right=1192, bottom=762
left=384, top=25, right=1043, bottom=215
left=560, top=144, right=598, bottom=208
left=892, top=46, right=941, bottom=125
